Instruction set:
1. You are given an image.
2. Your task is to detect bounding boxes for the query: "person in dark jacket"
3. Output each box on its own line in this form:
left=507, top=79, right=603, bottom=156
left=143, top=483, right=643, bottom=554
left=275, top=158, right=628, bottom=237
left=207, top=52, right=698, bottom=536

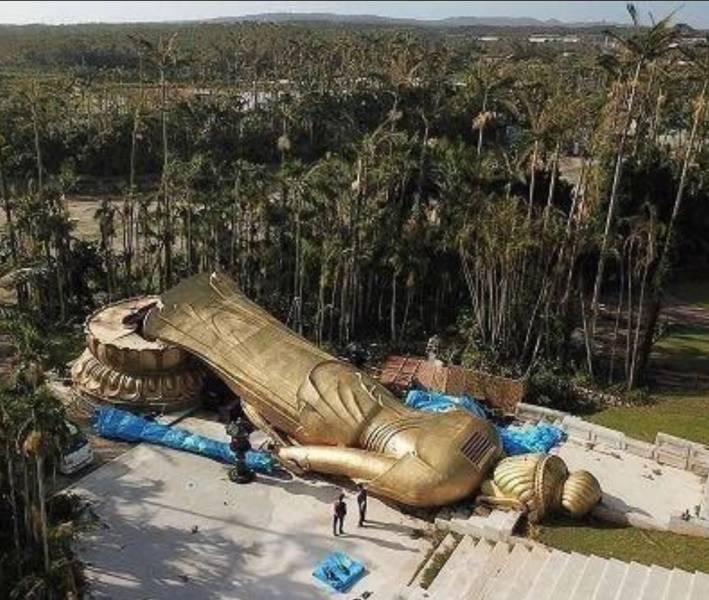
left=357, top=484, right=368, bottom=526
left=333, top=493, right=347, bottom=536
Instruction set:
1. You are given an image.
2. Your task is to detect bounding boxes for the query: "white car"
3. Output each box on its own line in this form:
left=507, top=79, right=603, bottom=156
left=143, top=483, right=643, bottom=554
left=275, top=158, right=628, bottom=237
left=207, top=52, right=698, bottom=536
left=59, top=421, right=94, bottom=475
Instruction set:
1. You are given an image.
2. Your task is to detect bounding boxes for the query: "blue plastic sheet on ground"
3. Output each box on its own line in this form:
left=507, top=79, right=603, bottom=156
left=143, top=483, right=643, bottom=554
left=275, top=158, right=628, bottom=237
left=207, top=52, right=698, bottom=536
left=313, top=551, right=365, bottom=593
left=405, top=390, right=565, bottom=455
left=405, top=389, right=488, bottom=420
left=498, top=421, right=566, bottom=455
left=92, top=407, right=275, bottom=473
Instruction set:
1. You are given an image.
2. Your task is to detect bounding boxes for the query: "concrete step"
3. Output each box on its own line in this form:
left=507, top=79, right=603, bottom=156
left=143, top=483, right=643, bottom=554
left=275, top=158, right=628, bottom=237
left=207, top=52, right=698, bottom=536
left=569, top=554, right=606, bottom=599
left=549, top=552, right=588, bottom=600
left=463, top=541, right=511, bottom=600
left=483, top=543, right=532, bottom=600
left=615, top=561, right=650, bottom=599
left=409, top=533, right=458, bottom=591
left=521, top=550, right=568, bottom=600
left=639, top=565, right=671, bottom=600
left=592, top=559, right=628, bottom=600
left=445, top=540, right=497, bottom=598
left=370, top=575, right=413, bottom=599
left=504, top=545, right=550, bottom=600
left=445, top=510, right=521, bottom=542
left=663, top=569, right=693, bottom=600
left=427, top=536, right=480, bottom=596
left=689, top=571, right=709, bottom=600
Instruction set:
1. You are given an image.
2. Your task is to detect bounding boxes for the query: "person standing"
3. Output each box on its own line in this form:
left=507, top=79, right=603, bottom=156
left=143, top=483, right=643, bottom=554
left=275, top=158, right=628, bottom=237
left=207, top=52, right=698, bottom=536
left=357, top=484, right=368, bottom=526
left=333, top=493, right=347, bottom=536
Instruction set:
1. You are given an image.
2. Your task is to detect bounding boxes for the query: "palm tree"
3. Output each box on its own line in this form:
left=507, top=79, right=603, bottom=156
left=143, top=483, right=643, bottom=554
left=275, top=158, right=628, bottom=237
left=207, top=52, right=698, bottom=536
left=462, top=57, right=511, bottom=156
left=130, top=33, right=180, bottom=288
left=635, top=37, right=709, bottom=381
left=588, top=4, right=678, bottom=351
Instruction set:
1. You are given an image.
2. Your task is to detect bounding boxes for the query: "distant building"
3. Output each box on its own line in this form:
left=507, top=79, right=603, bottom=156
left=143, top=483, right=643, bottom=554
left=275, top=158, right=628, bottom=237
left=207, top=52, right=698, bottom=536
left=680, top=37, right=706, bottom=46
left=528, top=34, right=579, bottom=44
left=475, top=36, right=500, bottom=42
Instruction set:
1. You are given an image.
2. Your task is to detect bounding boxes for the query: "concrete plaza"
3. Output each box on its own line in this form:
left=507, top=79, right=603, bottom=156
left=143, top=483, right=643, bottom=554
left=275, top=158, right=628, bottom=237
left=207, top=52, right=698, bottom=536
left=552, top=440, right=705, bottom=527
left=72, top=417, right=428, bottom=599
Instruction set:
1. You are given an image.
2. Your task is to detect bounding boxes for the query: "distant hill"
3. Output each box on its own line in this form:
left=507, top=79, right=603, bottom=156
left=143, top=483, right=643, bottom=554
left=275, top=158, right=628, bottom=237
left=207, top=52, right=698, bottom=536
left=209, top=12, right=617, bottom=29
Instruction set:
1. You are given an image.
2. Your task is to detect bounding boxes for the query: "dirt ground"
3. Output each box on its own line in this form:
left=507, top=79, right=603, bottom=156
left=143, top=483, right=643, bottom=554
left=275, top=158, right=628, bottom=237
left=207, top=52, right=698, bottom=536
left=0, top=195, right=128, bottom=242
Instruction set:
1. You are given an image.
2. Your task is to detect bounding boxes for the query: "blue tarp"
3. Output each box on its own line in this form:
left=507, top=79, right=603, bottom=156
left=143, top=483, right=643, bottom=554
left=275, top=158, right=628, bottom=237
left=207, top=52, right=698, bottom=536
left=405, top=390, right=565, bottom=455
left=93, top=407, right=275, bottom=473
left=498, top=422, right=566, bottom=456
left=405, top=389, right=488, bottom=420
left=313, top=551, right=365, bottom=592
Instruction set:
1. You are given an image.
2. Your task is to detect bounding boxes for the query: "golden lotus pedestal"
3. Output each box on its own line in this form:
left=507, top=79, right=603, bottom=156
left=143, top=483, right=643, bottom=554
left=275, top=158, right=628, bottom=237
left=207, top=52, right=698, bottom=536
left=71, top=297, right=203, bottom=412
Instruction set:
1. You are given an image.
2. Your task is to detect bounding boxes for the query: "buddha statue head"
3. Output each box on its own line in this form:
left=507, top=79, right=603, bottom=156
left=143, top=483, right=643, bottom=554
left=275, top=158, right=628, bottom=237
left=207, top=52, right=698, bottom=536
left=480, top=453, right=602, bottom=522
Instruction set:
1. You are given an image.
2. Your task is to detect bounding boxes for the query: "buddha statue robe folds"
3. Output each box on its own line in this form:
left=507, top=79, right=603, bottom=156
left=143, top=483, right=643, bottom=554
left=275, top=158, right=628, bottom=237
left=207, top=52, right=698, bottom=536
left=143, top=271, right=503, bottom=507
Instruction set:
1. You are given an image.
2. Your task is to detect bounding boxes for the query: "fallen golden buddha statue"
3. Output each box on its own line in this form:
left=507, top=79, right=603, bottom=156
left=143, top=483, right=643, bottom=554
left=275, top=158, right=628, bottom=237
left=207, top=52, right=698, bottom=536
left=81, top=271, right=602, bottom=516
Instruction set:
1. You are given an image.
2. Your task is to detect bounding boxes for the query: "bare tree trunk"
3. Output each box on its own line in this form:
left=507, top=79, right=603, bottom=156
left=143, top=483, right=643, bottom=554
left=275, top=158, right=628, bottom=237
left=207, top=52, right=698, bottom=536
left=625, top=244, right=634, bottom=381
left=0, top=156, right=18, bottom=266
left=629, top=250, right=651, bottom=390
left=476, top=91, right=488, bottom=156
left=635, top=79, right=708, bottom=382
left=31, top=102, right=43, bottom=192
left=608, top=259, right=625, bottom=384
left=160, top=66, right=172, bottom=288
left=589, top=59, right=643, bottom=344
left=527, top=140, right=539, bottom=218
left=542, top=142, right=560, bottom=232
left=400, top=284, right=413, bottom=343
left=124, top=105, right=140, bottom=294
left=36, top=452, right=50, bottom=574
left=5, top=443, right=22, bottom=579
left=390, top=270, right=398, bottom=343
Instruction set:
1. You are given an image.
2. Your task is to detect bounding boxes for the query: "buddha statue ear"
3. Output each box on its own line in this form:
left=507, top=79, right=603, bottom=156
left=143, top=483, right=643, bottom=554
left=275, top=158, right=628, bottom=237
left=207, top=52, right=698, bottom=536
left=561, top=470, right=602, bottom=518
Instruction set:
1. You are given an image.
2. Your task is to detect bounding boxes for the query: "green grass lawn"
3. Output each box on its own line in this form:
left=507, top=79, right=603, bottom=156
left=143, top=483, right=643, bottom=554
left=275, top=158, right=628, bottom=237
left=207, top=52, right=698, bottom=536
left=537, top=281, right=709, bottom=569
left=652, top=323, right=709, bottom=375
left=535, top=516, right=709, bottom=573
left=590, top=314, right=709, bottom=446
left=587, top=392, right=709, bottom=445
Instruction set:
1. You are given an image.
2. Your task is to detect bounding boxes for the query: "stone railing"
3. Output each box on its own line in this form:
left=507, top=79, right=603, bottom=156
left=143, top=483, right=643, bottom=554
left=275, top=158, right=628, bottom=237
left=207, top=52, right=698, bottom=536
left=514, top=402, right=709, bottom=477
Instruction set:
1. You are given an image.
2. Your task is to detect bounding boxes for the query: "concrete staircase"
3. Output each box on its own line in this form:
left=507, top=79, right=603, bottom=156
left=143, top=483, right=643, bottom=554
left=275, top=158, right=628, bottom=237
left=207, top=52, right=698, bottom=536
left=378, top=536, right=709, bottom=600
left=435, top=507, right=522, bottom=542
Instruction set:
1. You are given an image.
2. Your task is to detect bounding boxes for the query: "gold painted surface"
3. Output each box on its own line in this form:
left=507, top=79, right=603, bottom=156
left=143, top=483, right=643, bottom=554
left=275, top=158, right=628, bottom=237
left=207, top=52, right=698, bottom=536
left=71, top=297, right=203, bottom=410
left=71, top=349, right=203, bottom=411
left=143, top=271, right=503, bottom=507
left=480, top=454, right=602, bottom=521
left=85, top=296, right=191, bottom=374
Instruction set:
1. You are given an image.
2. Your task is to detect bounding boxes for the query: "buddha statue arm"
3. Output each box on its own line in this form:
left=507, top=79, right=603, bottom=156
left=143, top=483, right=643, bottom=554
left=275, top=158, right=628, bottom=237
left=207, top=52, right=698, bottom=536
left=276, top=445, right=397, bottom=481
left=277, top=444, right=481, bottom=507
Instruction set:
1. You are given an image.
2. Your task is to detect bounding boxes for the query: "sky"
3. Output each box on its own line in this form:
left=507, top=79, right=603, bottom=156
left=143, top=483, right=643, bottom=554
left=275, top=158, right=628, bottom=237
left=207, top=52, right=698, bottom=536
left=0, top=1, right=707, bottom=28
